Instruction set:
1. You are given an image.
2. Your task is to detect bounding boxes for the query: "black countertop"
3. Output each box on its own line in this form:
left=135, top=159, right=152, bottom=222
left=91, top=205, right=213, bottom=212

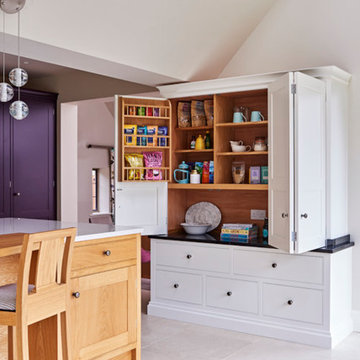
left=150, top=231, right=354, bottom=253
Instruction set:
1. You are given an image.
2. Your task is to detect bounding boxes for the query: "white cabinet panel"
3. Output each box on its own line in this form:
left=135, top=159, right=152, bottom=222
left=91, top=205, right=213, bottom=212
left=206, top=276, right=258, bottom=314
left=115, top=182, right=167, bottom=235
left=233, top=250, right=323, bottom=285
left=294, top=72, right=326, bottom=253
left=155, top=270, right=202, bottom=305
left=262, top=283, right=323, bottom=325
left=268, top=72, right=294, bottom=253
left=156, top=242, right=231, bottom=273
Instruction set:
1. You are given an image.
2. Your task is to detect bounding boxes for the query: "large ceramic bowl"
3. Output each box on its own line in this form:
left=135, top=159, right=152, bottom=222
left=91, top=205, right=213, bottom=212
left=181, top=223, right=211, bottom=235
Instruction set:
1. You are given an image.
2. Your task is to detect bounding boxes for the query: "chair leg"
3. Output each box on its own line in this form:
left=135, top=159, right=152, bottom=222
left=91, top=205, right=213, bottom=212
left=8, top=326, right=16, bottom=360
left=16, top=324, right=29, bottom=360
left=60, top=312, right=70, bottom=360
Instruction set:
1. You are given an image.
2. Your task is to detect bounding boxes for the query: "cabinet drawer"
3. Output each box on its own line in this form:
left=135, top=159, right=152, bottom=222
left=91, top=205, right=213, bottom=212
left=155, top=270, right=202, bottom=305
left=262, top=283, right=323, bottom=325
left=156, top=242, right=230, bottom=273
left=233, top=250, right=323, bottom=285
left=206, top=276, right=258, bottom=314
left=72, top=238, right=137, bottom=271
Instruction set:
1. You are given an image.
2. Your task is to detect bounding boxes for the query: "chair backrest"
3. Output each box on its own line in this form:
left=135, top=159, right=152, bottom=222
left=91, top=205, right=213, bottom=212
left=16, top=228, right=76, bottom=310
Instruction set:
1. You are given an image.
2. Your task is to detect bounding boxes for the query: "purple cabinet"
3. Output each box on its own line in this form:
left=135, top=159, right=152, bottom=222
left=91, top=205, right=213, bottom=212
left=0, top=89, right=57, bottom=220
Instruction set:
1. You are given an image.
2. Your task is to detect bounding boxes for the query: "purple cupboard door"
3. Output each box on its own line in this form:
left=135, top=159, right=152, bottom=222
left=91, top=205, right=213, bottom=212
left=11, top=91, right=57, bottom=220
left=0, top=104, right=11, bottom=217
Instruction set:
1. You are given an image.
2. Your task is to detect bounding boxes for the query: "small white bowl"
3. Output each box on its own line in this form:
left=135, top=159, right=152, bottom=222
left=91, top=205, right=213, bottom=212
left=181, top=223, right=211, bottom=235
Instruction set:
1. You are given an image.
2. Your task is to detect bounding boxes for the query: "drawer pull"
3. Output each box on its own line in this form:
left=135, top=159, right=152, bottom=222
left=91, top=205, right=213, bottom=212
left=103, top=250, right=111, bottom=256
left=186, top=254, right=192, bottom=259
left=301, top=213, right=308, bottom=219
left=287, top=300, right=293, bottom=305
left=72, top=292, right=80, bottom=299
left=173, top=283, right=179, bottom=289
left=272, top=263, right=277, bottom=268
left=281, top=213, right=288, bottom=218
left=227, top=291, right=232, bottom=297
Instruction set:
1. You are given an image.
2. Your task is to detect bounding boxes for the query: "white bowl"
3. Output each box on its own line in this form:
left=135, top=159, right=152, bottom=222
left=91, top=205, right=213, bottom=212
left=181, top=223, right=211, bottom=235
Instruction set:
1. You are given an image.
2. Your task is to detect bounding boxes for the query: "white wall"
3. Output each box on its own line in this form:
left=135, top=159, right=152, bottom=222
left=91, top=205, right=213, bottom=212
left=77, top=98, right=115, bottom=223
left=220, top=0, right=360, bottom=328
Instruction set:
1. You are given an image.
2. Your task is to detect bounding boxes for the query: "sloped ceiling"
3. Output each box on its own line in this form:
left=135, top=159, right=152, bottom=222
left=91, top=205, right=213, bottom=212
left=1, top=0, right=276, bottom=86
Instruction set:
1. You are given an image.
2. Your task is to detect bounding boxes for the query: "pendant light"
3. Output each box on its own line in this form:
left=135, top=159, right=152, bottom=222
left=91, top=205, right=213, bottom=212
left=0, top=0, right=28, bottom=120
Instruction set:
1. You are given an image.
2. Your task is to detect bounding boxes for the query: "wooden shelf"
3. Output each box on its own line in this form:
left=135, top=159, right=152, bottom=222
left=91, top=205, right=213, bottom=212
left=168, top=183, right=268, bottom=190
left=124, top=167, right=170, bottom=170
left=124, top=146, right=170, bottom=150
left=124, top=115, right=170, bottom=120
left=174, top=149, right=213, bottom=154
left=216, top=121, right=268, bottom=128
left=217, top=151, right=268, bottom=156
left=175, top=126, right=213, bottom=131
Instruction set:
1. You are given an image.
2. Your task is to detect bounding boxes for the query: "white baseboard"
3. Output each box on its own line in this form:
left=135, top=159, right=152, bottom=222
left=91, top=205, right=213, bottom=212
left=141, top=278, right=151, bottom=291
left=353, top=310, right=360, bottom=332
left=148, top=301, right=333, bottom=348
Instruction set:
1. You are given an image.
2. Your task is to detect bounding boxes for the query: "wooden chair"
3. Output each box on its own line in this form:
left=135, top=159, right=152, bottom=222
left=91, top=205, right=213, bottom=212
left=0, top=228, right=76, bottom=360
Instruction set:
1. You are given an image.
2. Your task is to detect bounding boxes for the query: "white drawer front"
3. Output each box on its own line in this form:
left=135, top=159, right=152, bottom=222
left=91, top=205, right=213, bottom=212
left=156, top=242, right=230, bottom=273
left=206, top=276, right=258, bottom=314
left=234, top=250, right=323, bottom=285
left=155, top=270, right=202, bottom=305
left=262, top=283, right=323, bottom=325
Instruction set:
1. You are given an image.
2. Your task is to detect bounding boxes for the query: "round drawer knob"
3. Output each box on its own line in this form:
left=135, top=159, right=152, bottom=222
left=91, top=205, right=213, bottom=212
left=186, top=254, right=192, bottom=259
left=103, top=250, right=111, bottom=256
left=287, top=300, right=293, bottom=305
left=173, top=283, right=179, bottom=289
left=281, top=213, right=288, bottom=218
left=227, top=291, right=232, bottom=297
left=301, top=213, right=308, bottom=219
left=272, top=263, right=277, bottom=268
left=72, top=292, right=80, bottom=299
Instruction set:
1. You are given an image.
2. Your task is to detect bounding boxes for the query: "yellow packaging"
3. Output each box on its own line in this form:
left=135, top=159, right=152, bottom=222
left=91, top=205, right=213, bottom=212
left=124, top=124, right=137, bottom=146
left=147, top=125, right=158, bottom=147
left=124, top=153, right=144, bottom=180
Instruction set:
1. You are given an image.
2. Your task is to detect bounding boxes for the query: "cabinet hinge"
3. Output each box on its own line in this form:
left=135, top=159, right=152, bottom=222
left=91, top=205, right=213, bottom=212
left=291, top=232, right=297, bottom=242
left=291, top=84, right=296, bottom=94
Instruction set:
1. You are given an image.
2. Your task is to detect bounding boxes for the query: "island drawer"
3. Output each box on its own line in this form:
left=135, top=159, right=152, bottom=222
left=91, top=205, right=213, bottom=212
left=233, top=250, right=324, bottom=285
left=206, top=276, right=258, bottom=314
left=72, top=236, right=137, bottom=272
left=262, top=283, right=323, bottom=325
left=155, top=242, right=231, bottom=273
left=155, top=269, right=202, bottom=305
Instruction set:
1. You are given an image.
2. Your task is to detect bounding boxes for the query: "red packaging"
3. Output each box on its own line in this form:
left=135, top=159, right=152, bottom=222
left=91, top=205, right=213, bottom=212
left=202, top=161, right=209, bottom=184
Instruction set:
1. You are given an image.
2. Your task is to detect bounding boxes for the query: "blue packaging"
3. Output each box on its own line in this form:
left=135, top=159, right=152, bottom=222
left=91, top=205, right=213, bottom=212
left=209, top=160, right=214, bottom=184
left=157, top=126, right=168, bottom=147
left=137, top=126, right=147, bottom=146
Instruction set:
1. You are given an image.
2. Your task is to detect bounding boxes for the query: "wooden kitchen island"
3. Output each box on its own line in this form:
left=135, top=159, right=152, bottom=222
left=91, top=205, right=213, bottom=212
left=0, top=218, right=142, bottom=360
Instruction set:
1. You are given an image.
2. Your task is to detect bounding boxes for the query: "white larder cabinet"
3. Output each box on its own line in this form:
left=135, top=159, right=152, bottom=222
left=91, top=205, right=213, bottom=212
left=268, top=72, right=326, bottom=253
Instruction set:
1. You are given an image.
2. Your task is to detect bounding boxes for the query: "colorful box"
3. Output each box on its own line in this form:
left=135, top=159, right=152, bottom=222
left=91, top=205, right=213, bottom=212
left=249, top=166, right=261, bottom=184
left=261, top=166, right=268, bottom=184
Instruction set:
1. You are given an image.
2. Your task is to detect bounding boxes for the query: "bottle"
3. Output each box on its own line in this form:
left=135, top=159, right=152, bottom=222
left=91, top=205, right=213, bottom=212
left=205, top=131, right=211, bottom=149
left=190, top=135, right=196, bottom=149
left=195, top=134, right=205, bottom=150
left=202, top=161, right=209, bottom=183
left=262, top=217, right=268, bottom=244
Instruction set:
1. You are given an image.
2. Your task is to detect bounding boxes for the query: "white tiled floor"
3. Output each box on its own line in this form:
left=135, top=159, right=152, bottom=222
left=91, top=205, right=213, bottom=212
left=141, top=290, right=360, bottom=360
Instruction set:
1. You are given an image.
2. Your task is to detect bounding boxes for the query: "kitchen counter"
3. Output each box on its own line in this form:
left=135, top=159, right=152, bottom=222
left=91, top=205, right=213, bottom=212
left=151, top=230, right=354, bottom=253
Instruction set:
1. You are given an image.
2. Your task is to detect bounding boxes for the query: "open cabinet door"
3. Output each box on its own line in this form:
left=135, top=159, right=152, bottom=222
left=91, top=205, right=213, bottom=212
left=115, top=182, right=168, bottom=235
left=268, top=73, right=295, bottom=253
left=269, top=72, right=326, bottom=254
left=294, top=72, right=325, bottom=253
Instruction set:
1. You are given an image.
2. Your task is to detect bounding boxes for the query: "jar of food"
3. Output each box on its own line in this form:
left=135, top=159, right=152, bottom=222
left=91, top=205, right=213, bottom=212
left=232, top=161, right=245, bottom=184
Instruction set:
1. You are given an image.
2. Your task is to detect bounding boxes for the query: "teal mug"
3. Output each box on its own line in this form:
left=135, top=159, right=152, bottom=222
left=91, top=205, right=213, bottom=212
left=233, top=112, right=246, bottom=123
left=251, top=111, right=264, bottom=122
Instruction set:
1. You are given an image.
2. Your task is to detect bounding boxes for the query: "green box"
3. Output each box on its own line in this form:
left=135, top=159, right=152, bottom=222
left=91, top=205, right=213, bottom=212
left=261, top=166, right=268, bottom=184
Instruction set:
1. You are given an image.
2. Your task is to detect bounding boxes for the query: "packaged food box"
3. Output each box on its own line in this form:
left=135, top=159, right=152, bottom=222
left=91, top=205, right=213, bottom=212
left=261, top=166, right=268, bottom=184
left=249, top=166, right=261, bottom=184
left=124, top=124, right=137, bottom=146
left=157, top=126, right=168, bottom=147
left=147, top=125, right=158, bottom=147
left=137, top=126, right=147, bottom=146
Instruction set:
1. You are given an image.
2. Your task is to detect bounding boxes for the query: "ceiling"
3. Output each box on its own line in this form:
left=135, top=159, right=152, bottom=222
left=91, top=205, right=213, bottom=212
left=1, top=0, right=277, bottom=86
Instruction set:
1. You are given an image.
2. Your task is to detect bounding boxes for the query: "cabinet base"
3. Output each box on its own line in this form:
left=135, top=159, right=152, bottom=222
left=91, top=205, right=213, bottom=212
left=148, top=301, right=352, bottom=349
